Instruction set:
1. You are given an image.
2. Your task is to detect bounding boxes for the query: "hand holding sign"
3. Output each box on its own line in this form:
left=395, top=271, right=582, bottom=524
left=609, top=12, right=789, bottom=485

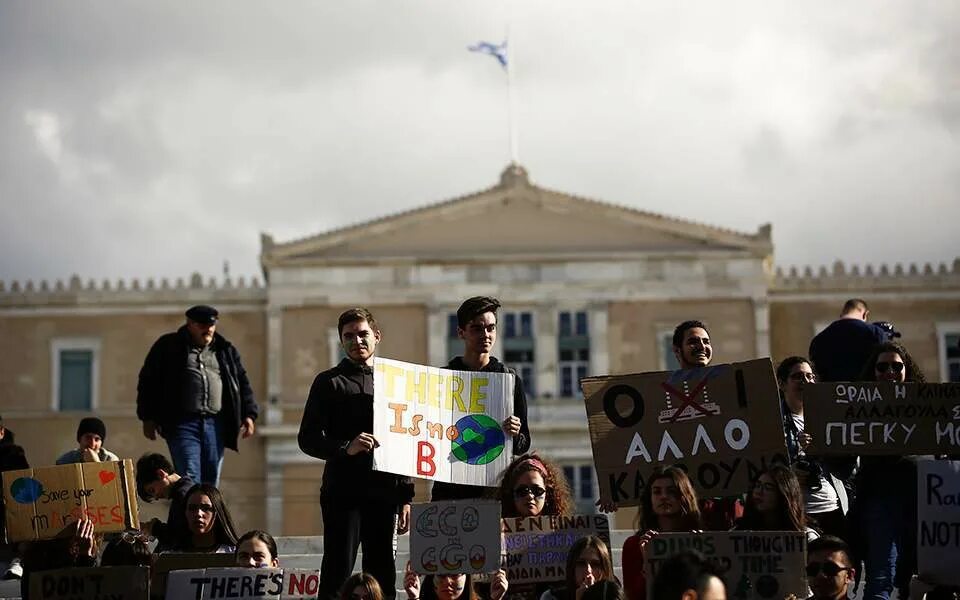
left=403, top=562, right=421, bottom=600
left=347, top=433, right=378, bottom=456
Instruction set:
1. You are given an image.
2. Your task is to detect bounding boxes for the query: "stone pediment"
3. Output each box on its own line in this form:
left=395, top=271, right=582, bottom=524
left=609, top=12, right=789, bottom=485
left=261, top=165, right=772, bottom=267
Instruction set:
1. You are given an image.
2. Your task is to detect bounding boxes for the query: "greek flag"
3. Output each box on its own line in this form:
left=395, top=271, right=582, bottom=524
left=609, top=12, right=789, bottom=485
left=468, top=40, right=508, bottom=69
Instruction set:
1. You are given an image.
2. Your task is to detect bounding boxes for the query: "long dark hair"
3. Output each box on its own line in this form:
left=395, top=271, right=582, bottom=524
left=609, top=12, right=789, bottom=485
left=564, top=536, right=614, bottom=595
left=180, top=483, right=239, bottom=549
left=638, top=466, right=701, bottom=533
left=739, top=465, right=809, bottom=533
left=497, top=453, right=574, bottom=518
left=858, top=341, right=926, bottom=383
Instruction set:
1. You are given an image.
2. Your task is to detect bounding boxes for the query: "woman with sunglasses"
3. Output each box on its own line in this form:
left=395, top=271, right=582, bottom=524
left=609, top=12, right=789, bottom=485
left=236, top=529, right=279, bottom=568
left=621, top=466, right=701, bottom=600
left=540, top=535, right=617, bottom=600
left=496, top=453, right=574, bottom=518
left=734, top=465, right=820, bottom=542
left=169, top=483, right=239, bottom=553
left=403, top=561, right=508, bottom=600
left=776, top=357, right=848, bottom=541
left=855, top=341, right=926, bottom=600
left=341, top=572, right=384, bottom=600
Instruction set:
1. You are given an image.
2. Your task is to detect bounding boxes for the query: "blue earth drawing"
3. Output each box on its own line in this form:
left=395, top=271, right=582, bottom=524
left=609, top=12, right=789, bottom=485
left=10, top=477, right=44, bottom=504
left=451, top=414, right=505, bottom=465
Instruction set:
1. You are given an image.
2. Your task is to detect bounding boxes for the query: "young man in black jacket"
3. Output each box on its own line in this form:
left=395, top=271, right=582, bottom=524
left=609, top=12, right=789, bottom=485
left=135, top=453, right=195, bottom=552
left=299, top=308, right=414, bottom=600
left=136, top=305, right=258, bottom=486
left=431, top=296, right=531, bottom=501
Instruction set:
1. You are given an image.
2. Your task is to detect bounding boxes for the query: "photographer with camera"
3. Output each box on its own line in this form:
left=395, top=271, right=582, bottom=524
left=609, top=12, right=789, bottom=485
left=776, top=357, right=849, bottom=542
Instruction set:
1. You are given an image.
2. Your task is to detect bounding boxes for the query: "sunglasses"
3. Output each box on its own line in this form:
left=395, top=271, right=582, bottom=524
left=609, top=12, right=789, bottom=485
left=806, top=561, right=852, bottom=577
left=187, top=503, right=215, bottom=514
left=875, top=361, right=905, bottom=374
left=120, top=529, right=154, bottom=544
left=514, top=485, right=546, bottom=499
left=788, top=372, right=816, bottom=382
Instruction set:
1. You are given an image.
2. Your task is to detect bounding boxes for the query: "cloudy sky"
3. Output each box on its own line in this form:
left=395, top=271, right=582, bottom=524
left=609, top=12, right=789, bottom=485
left=2, top=1, right=957, bottom=284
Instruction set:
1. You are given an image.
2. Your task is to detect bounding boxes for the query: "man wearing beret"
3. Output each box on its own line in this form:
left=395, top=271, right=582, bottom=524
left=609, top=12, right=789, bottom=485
left=136, top=305, right=258, bottom=486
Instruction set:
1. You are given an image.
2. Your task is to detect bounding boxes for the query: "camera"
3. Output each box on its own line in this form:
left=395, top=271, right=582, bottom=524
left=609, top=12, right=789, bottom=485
left=872, top=321, right=902, bottom=341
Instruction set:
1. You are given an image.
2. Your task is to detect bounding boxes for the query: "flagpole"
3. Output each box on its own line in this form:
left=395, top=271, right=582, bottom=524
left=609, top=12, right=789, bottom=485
left=506, top=26, right=519, bottom=165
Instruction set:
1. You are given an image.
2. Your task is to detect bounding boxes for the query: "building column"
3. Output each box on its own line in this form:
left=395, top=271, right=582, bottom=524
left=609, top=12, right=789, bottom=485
left=427, top=305, right=448, bottom=366
left=753, top=296, right=771, bottom=358
left=265, top=439, right=285, bottom=535
left=266, top=306, right=283, bottom=425
left=535, top=304, right=557, bottom=400
left=588, top=303, right=609, bottom=376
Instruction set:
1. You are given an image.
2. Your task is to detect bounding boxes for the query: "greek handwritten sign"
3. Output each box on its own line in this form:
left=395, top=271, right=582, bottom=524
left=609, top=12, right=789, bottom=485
left=805, top=383, right=960, bottom=454
left=501, top=514, right=610, bottom=584
left=582, top=360, right=788, bottom=504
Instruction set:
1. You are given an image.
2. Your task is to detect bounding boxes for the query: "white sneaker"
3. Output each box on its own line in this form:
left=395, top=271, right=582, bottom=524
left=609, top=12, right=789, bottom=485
left=2, top=557, right=22, bottom=580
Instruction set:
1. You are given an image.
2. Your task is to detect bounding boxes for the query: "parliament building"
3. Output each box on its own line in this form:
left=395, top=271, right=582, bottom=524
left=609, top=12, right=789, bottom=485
left=2, top=164, right=958, bottom=532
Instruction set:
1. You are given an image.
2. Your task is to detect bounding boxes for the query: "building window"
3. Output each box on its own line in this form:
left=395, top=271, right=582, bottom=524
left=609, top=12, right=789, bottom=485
left=562, top=463, right=597, bottom=514
left=51, top=338, right=100, bottom=411
left=937, top=326, right=960, bottom=382
left=659, top=331, right=681, bottom=371
left=503, top=311, right=535, bottom=397
left=559, top=311, right=590, bottom=398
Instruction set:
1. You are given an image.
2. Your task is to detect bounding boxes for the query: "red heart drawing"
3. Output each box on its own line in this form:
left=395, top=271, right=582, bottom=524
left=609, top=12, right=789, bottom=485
left=99, top=470, right=116, bottom=485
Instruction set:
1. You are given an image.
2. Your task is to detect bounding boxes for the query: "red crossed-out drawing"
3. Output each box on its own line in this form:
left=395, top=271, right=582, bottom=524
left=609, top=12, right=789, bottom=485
left=660, top=378, right=712, bottom=423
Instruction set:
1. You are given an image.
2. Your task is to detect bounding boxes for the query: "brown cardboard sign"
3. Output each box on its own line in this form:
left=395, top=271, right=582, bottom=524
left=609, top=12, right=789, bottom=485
left=1, top=459, right=140, bottom=542
left=30, top=566, right=149, bottom=600
left=644, top=532, right=808, bottom=600
left=804, top=383, right=960, bottom=455
left=501, top=514, right=610, bottom=584
left=582, top=359, right=788, bottom=505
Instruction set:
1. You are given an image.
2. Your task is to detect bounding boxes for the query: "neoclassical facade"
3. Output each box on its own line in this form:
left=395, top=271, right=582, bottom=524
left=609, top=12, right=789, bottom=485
left=2, top=164, right=958, bottom=532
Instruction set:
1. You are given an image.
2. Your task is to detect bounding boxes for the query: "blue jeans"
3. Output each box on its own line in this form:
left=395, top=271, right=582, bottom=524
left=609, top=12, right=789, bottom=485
left=860, top=490, right=906, bottom=600
left=165, top=414, right=225, bottom=486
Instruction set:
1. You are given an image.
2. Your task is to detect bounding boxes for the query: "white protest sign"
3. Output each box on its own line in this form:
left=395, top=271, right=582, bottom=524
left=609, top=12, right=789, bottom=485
left=373, top=357, right=514, bottom=486
left=917, top=459, right=960, bottom=586
left=165, top=568, right=321, bottom=600
left=410, top=500, right=502, bottom=575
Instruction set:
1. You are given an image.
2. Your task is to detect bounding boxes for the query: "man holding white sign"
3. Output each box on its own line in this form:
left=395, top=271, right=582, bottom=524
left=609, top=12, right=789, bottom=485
left=432, top=296, right=531, bottom=501
left=299, top=308, right=414, bottom=600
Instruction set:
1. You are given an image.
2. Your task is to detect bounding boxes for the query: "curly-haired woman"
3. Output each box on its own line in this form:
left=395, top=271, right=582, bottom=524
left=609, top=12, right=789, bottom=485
left=496, top=453, right=574, bottom=518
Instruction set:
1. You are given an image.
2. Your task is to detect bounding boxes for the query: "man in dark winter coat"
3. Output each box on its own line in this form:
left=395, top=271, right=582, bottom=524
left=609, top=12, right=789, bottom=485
left=299, top=308, right=414, bottom=600
left=431, top=296, right=531, bottom=501
left=136, top=305, right=258, bottom=486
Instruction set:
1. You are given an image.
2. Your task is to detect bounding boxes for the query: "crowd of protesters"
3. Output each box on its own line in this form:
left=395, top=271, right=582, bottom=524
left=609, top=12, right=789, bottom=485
left=0, top=297, right=957, bottom=600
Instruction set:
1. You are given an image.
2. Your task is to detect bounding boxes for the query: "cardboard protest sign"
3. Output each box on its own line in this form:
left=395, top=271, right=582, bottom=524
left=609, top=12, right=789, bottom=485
left=501, top=514, right=610, bottom=584
left=152, top=553, right=238, bottom=599
left=410, top=499, right=502, bottom=575
left=805, top=383, right=960, bottom=455
left=165, top=568, right=321, bottom=600
left=30, top=566, right=149, bottom=600
left=582, top=360, right=788, bottom=504
left=1, top=459, right=139, bottom=542
left=644, top=532, right=807, bottom=600
left=917, top=459, right=960, bottom=586
left=373, top=357, right=514, bottom=486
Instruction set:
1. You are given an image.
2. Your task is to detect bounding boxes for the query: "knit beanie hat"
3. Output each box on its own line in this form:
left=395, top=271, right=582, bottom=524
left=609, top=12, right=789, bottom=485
left=77, top=417, right=107, bottom=442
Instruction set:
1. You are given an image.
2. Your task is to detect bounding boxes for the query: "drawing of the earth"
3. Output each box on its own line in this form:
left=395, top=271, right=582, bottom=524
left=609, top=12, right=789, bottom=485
left=451, top=414, right=505, bottom=465
left=10, top=477, right=43, bottom=504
